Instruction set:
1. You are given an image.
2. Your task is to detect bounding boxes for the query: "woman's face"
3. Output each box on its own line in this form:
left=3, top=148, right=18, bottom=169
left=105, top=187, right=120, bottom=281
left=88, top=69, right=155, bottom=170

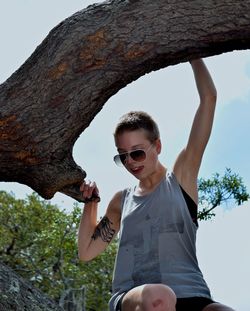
left=115, top=129, right=161, bottom=179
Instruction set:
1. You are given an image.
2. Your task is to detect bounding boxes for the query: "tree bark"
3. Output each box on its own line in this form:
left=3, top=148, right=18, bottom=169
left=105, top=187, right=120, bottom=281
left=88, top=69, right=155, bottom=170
left=1, top=0, right=250, bottom=201
left=0, top=262, right=63, bottom=311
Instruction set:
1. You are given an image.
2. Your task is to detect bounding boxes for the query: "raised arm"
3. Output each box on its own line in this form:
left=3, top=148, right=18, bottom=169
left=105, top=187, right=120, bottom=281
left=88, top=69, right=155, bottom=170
left=189, top=58, right=217, bottom=157
left=173, top=59, right=217, bottom=201
left=78, top=181, right=121, bottom=262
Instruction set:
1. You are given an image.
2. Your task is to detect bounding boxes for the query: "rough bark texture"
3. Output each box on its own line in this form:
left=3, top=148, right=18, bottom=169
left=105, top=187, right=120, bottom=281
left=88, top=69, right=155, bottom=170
left=0, top=262, right=63, bottom=311
left=1, top=0, right=250, bottom=201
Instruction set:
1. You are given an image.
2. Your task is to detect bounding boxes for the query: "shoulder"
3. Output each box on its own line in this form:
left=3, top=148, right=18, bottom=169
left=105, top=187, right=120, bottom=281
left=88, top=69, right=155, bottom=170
left=110, top=190, right=124, bottom=206
left=173, top=148, right=198, bottom=181
left=106, top=190, right=124, bottom=222
left=172, top=151, right=198, bottom=204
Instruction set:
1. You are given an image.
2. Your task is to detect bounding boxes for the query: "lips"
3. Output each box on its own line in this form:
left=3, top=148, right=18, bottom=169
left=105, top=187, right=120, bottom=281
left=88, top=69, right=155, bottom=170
left=130, top=166, right=144, bottom=174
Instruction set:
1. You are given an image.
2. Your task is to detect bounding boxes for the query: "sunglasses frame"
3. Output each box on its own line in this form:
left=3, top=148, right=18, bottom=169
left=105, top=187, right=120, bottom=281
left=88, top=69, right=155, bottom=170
left=113, top=144, right=154, bottom=167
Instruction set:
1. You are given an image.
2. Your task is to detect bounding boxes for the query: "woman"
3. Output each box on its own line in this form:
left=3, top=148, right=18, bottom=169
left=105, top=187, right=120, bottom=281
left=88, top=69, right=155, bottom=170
left=78, top=59, right=235, bottom=311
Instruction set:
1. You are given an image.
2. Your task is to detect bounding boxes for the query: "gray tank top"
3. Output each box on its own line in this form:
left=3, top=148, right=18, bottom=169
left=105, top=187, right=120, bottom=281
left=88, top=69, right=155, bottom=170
left=109, top=172, right=211, bottom=310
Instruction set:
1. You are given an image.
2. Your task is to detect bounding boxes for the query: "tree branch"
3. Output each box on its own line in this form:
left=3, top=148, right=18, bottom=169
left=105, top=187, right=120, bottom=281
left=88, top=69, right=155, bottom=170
left=1, top=0, right=250, bottom=201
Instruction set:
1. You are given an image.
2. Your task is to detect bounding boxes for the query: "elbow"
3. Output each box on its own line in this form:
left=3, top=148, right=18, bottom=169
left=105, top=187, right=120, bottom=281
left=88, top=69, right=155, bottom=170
left=78, top=251, right=94, bottom=263
left=78, top=255, right=90, bottom=263
left=207, top=87, right=217, bottom=103
left=210, top=90, right=217, bottom=102
left=200, top=84, right=217, bottom=105
left=209, top=93, right=217, bottom=108
left=202, top=92, right=217, bottom=108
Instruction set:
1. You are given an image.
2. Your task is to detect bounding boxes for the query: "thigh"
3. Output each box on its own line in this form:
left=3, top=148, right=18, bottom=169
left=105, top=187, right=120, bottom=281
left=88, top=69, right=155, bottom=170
left=203, top=302, right=236, bottom=311
left=121, top=283, right=176, bottom=311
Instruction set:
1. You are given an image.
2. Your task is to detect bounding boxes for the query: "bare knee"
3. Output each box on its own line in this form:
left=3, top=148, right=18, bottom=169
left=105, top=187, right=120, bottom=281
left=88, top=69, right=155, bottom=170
left=141, top=284, right=176, bottom=311
left=122, top=283, right=176, bottom=311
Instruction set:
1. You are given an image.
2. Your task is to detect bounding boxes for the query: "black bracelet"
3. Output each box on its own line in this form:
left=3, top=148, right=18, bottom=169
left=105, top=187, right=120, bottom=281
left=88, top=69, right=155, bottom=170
left=83, top=194, right=100, bottom=204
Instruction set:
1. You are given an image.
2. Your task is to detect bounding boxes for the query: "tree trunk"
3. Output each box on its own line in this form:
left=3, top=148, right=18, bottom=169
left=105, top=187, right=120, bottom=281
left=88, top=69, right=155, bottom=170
left=0, top=262, right=63, bottom=311
left=1, top=0, right=250, bottom=201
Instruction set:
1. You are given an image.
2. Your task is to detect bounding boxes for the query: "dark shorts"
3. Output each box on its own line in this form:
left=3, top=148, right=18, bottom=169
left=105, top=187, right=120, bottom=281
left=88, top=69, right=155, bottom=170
left=176, top=297, right=215, bottom=311
left=115, top=294, right=214, bottom=311
left=114, top=292, right=126, bottom=311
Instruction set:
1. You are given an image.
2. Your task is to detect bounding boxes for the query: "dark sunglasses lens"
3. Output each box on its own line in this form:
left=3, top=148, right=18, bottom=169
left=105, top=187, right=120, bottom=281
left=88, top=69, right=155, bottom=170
left=114, top=149, right=147, bottom=166
left=119, top=153, right=127, bottom=164
left=130, top=150, right=146, bottom=162
left=114, top=154, right=126, bottom=165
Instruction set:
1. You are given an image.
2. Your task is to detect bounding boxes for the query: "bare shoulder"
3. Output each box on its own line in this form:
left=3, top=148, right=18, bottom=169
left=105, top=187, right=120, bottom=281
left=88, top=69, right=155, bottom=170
left=172, top=148, right=186, bottom=181
left=106, top=190, right=123, bottom=226
left=173, top=148, right=198, bottom=204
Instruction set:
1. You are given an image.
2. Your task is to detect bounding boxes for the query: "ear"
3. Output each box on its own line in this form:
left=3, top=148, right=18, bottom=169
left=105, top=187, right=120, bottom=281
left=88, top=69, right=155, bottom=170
left=155, top=138, right=162, bottom=154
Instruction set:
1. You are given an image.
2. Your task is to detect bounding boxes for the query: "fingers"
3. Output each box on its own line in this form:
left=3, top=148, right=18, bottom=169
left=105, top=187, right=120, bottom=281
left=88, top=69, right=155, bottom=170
left=80, top=180, right=100, bottom=203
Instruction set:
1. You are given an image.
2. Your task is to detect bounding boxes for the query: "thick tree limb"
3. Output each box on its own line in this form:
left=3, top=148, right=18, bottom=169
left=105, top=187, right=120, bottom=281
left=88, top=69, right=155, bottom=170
left=1, top=0, right=250, bottom=201
left=0, top=262, right=63, bottom=311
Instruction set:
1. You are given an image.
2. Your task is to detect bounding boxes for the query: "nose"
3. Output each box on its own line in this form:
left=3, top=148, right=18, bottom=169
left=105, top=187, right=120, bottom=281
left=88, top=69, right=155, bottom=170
left=124, top=153, right=134, bottom=166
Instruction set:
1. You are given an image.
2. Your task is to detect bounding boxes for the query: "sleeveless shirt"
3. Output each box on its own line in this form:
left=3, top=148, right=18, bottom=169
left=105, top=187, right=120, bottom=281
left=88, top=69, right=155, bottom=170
left=109, top=172, right=211, bottom=310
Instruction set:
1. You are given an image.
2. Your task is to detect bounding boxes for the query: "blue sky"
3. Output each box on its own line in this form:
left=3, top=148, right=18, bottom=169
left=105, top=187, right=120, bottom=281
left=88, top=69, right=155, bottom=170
left=1, top=1, right=250, bottom=310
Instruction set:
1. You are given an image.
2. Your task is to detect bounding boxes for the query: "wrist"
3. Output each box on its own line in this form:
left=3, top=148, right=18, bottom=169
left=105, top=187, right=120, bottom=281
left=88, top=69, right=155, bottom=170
left=83, top=195, right=100, bottom=204
left=84, top=201, right=98, bottom=208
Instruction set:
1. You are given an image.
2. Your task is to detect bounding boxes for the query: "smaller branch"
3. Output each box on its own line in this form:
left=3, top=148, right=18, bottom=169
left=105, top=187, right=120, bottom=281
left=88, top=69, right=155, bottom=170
left=60, top=183, right=85, bottom=202
left=19, top=250, right=44, bottom=278
left=6, top=237, right=16, bottom=255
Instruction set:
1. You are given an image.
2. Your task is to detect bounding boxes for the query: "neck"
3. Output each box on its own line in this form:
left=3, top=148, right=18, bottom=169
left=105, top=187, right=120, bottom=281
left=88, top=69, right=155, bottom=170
left=137, top=163, right=167, bottom=195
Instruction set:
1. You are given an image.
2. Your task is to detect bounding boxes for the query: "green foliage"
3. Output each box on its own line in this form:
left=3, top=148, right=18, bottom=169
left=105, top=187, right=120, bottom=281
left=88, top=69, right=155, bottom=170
left=198, top=168, right=249, bottom=220
left=0, top=191, right=116, bottom=311
left=80, top=243, right=117, bottom=310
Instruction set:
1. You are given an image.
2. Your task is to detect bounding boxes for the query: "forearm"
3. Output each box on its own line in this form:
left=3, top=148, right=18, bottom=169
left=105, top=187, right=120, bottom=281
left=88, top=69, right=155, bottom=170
left=190, top=59, right=217, bottom=101
left=78, top=202, right=98, bottom=260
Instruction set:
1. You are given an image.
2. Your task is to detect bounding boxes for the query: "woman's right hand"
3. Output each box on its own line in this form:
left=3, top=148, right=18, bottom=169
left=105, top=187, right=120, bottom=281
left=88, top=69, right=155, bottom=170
left=80, top=180, right=100, bottom=203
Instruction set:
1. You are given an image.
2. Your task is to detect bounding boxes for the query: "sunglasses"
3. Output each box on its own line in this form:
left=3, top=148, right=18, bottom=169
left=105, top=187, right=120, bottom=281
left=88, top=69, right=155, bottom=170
left=113, top=144, right=154, bottom=167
